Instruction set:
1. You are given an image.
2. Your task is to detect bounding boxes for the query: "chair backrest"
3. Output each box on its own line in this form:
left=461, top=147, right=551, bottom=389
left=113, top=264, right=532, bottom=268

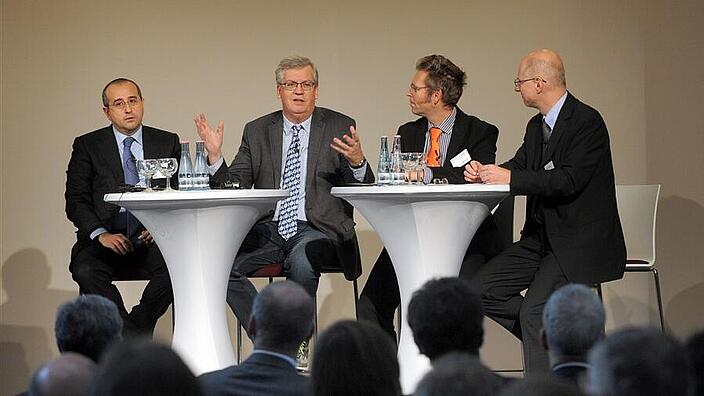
left=615, top=184, right=660, bottom=266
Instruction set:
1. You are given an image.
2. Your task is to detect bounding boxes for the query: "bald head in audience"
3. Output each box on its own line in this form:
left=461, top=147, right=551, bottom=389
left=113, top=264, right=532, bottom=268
left=29, top=353, right=96, bottom=396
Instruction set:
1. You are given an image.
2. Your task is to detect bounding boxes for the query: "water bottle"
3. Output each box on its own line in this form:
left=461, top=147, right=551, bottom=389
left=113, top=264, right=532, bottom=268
left=390, top=135, right=404, bottom=184
left=377, top=136, right=391, bottom=185
left=193, top=140, right=210, bottom=190
left=178, top=141, right=193, bottom=191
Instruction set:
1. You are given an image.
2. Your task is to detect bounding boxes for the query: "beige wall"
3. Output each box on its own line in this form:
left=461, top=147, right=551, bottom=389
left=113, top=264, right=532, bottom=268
left=1, top=0, right=702, bottom=394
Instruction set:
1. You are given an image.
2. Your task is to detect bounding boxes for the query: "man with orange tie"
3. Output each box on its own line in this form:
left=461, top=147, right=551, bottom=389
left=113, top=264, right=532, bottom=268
left=357, top=55, right=504, bottom=340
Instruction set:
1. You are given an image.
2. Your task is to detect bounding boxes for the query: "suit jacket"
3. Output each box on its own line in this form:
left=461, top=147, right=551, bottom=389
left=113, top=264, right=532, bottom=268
left=212, top=107, right=375, bottom=279
left=503, top=93, right=626, bottom=284
left=398, top=107, right=499, bottom=183
left=199, top=353, right=309, bottom=396
left=65, top=125, right=180, bottom=261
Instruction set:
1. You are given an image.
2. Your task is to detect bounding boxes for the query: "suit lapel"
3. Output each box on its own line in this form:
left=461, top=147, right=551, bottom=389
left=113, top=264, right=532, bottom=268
left=97, top=126, right=125, bottom=183
left=543, top=93, right=575, bottom=164
left=267, top=114, right=284, bottom=185
left=306, top=108, right=325, bottom=189
left=444, top=109, right=467, bottom=166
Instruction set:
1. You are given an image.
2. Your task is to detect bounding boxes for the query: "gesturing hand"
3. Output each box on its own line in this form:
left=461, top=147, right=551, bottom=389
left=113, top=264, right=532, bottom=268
left=194, top=113, right=225, bottom=165
left=330, top=126, right=365, bottom=166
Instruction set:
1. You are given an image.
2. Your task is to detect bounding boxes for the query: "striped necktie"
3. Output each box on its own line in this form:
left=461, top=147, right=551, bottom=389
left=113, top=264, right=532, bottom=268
left=278, top=125, right=303, bottom=240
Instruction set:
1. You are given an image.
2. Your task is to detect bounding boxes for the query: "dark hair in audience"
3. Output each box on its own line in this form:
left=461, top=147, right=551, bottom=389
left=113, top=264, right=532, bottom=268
left=55, top=294, right=123, bottom=362
left=542, top=283, right=605, bottom=356
left=89, top=339, right=202, bottom=396
left=587, top=326, right=693, bottom=396
left=414, top=352, right=504, bottom=396
left=415, top=55, right=467, bottom=106
left=311, top=320, right=401, bottom=396
left=250, top=280, right=315, bottom=353
left=498, top=375, right=584, bottom=396
left=29, top=352, right=96, bottom=396
left=101, top=78, right=142, bottom=106
left=685, top=330, right=704, bottom=396
left=407, top=278, right=484, bottom=360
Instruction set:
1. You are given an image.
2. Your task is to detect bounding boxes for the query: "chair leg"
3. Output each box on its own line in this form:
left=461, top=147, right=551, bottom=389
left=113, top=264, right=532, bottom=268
left=236, top=319, right=242, bottom=364
left=651, top=267, right=665, bottom=332
left=313, top=294, right=318, bottom=343
left=352, top=279, right=359, bottom=319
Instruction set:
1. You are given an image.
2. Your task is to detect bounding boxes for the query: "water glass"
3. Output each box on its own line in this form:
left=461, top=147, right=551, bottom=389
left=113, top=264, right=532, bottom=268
left=158, top=158, right=178, bottom=191
left=137, top=159, right=159, bottom=192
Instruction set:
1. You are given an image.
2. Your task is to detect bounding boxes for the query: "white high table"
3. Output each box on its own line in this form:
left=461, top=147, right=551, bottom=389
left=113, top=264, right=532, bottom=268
left=331, top=184, right=509, bottom=393
left=104, top=189, right=288, bottom=375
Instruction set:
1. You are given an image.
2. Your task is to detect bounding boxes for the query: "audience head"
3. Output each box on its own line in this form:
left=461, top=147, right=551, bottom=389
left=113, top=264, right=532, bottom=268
left=498, top=375, right=584, bottom=396
left=311, top=320, right=400, bottom=396
left=542, top=283, right=605, bottom=361
left=90, top=339, right=201, bottom=396
left=587, top=326, right=693, bottom=396
left=407, top=278, right=484, bottom=360
left=248, top=280, right=315, bottom=354
left=415, top=55, right=467, bottom=107
left=29, top=353, right=96, bottom=396
left=55, top=294, right=123, bottom=362
left=685, top=330, right=704, bottom=396
left=414, top=352, right=503, bottom=396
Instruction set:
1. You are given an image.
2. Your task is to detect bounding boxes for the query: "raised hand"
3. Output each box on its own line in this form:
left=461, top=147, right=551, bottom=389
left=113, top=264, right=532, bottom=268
left=194, top=113, right=224, bottom=164
left=330, top=125, right=365, bottom=166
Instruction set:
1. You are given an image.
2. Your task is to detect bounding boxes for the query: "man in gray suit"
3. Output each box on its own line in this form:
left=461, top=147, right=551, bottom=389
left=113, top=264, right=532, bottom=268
left=195, top=56, right=374, bottom=332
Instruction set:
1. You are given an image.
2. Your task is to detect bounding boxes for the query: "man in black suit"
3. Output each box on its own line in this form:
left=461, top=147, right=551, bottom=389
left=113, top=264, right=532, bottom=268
left=195, top=56, right=374, bottom=331
left=65, top=78, right=179, bottom=335
left=199, top=281, right=313, bottom=396
left=465, top=49, right=626, bottom=373
left=357, top=55, right=503, bottom=339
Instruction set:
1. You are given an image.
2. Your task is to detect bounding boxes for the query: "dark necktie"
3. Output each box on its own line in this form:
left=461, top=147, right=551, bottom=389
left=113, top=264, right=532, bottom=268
left=123, top=137, right=139, bottom=185
left=278, top=125, right=303, bottom=240
left=542, top=120, right=552, bottom=155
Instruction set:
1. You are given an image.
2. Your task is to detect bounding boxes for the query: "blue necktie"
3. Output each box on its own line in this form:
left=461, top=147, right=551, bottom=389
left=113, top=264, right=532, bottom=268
left=278, top=125, right=303, bottom=240
left=123, top=137, right=139, bottom=185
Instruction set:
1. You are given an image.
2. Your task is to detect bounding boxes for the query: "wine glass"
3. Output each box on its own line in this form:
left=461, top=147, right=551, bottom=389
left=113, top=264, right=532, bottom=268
left=158, top=158, right=178, bottom=191
left=137, top=159, right=159, bottom=192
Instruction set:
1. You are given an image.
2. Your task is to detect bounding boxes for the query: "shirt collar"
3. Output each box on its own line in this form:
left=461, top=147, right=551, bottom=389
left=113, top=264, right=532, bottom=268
left=427, top=106, right=457, bottom=134
left=543, top=92, right=568, bottom=130
left=113, top=124, right=144, bottom=146
left=283, top=114, right=313, bottom=135
left=251, top=349, right=297, bottom=368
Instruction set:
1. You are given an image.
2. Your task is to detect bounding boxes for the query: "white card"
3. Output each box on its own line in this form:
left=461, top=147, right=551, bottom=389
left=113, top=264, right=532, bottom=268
left=544, top=161, right=555, bottom=170
left=450, top=149, right=472, bottom=167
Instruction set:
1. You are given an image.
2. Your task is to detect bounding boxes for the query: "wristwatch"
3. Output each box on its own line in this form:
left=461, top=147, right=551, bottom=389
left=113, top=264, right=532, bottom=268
left=350, top=157, right=367, bottom=169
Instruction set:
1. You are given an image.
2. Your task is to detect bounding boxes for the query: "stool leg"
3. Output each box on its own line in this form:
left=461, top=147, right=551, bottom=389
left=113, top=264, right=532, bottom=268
left=596, top=283, right=603, bottom=302
left=651, top=267, right=665, bottom=332
left=237, top=319, right=242, bottom=364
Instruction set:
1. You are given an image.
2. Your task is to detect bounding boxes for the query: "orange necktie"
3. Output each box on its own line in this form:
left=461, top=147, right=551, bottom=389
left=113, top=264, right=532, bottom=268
left=427, top=127, right=442, bottom=166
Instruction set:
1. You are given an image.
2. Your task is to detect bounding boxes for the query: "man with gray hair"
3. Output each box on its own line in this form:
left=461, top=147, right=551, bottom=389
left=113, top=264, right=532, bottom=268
left=541, top=283, right=605, bottom=385
left=55, top=294, right=123, bottom=362
left=195, top=56, right=374, bottom=336
left=199, top=281, right=314, bottom=395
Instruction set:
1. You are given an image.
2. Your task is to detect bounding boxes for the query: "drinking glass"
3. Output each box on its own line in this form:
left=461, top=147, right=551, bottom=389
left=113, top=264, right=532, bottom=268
left=137, top=159, right=159, bottom=192
left=403, top=153, right=424, bottom=185
left=158, top=158, right=178, bottom=191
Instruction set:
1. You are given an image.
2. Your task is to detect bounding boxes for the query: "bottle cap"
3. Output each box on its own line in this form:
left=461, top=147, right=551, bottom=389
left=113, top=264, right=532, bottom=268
left=180, top=140, right=190, bottom=144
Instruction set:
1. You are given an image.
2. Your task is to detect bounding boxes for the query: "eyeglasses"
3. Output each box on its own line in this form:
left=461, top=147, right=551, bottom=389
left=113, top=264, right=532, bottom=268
left=107, top=97, right=142, bottom=111
left=408, top=84, right=433, bottom=94
left=513, top=77, right=546, bottom=89
left=279, top=80, right=317, bottom=91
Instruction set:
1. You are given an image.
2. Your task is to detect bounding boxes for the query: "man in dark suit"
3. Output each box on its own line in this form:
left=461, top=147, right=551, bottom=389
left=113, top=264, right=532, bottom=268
left=465, top=49, right=626, bottom=373
left=195, top=56, right=374, bottom=332
left=65, top=78, right=179, bottom=335
left=199, top=281, right=313, bottom=396
left=357, top=55, right=504, bottom=340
